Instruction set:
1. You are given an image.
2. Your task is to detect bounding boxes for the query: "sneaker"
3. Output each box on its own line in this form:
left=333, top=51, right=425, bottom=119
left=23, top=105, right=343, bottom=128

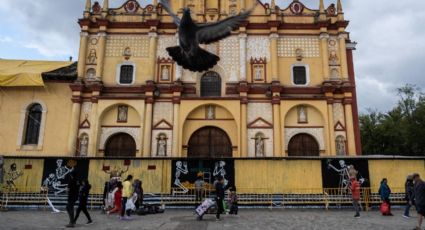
left=65, top=223, right=75, bottom=228
left=388, top=213, right=394, bottom=216
left=403, top=215, right=410, bottom=219
left=216, top=218, right=221, bottom=221
left=86, top=221, right=93, bottom=225
left=354, top=214, right=360, bottom=218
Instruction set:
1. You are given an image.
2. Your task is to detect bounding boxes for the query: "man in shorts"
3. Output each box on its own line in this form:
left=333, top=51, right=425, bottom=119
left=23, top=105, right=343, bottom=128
left=413, top=173, right=425, bottom=230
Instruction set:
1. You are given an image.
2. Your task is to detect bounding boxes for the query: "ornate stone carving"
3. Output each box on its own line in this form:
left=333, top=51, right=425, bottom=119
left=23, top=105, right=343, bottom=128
left=106, top=35, right=149, bottom=57
left=248, top=103, right=273, bottom=124
left=247, top=36, right=270, bottom=61
left=157, top=35, right=177, bottom=59
left=285, top=128, right=325, bottom=150
left=151, top=130, right=172, bottom=157
left=328, top=37, right=339, bottom=66
left=247, top=129, right=273, bottom=157
left=99, top=127, right=141, bottom=150
left=219, top=36, right=240, bottom=81
left=153, top=102, right=173, bottom=126
left=78, top=133, right=89, bottom=157
left=278, top=36, right=320, bottom=58
left=333, top=103, right=345, bottom=126
left=336, top=135, right=346, bottom=156
left=87, top=49, right=97, bottom=64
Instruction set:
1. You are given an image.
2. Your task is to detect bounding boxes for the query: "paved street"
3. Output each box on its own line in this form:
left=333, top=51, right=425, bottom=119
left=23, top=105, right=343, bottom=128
left=0, top=209, right=419, bottom=230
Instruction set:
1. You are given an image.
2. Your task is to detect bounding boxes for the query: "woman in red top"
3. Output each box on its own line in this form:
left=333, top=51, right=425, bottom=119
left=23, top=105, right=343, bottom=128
left=107, top=182, right=123, bottom=215
left=350, top=177, right=361, bottom=218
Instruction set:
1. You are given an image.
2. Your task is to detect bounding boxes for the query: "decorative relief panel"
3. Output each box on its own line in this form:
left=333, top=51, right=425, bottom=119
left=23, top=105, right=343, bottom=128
left=247, top=36, right=270, bottom=61
left=153, top=102, right=173, bottom=126
left=151, top=130, right=172, bottom=157
left=157, top=35, right=177, bottom=59
left=105, top=35, right=149, bottom=57
left=278, top=36, right=320, bottom=57
left=333, top=103, right=345, bottom=126
left=80, top=102, right=92, bottom=121
left=285, top=128, right=325, bottom=150
left=247, top=103, right=273, bottom=124
left=99, top=127, right=141, bottom=150
left=219, top=36, right=240, bottom=82
left=248, top=129, right=273, bottom=157
left=328, top=36, right=340, bottom=66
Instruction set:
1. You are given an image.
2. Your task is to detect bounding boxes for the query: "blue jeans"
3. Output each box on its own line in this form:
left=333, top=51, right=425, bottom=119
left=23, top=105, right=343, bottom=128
left=404, top=201, right=412, bottom=216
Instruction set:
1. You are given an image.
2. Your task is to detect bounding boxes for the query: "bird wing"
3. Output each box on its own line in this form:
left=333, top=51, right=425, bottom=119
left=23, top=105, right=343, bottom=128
left=160, top=0, right=181, bottom=26
left=196, top=7, right=255, bottom=44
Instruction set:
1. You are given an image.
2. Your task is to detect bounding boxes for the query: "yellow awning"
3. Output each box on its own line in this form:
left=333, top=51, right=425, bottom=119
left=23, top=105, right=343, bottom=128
left=0, top=59, right=72, bottom=87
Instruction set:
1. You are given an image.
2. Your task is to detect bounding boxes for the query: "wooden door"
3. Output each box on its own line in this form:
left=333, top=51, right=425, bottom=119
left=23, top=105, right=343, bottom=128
left=288, top=134, right=320, bottom=156
left=105, top=133, right=136, bottom=157
left=188, top=126, right=232, bottom=158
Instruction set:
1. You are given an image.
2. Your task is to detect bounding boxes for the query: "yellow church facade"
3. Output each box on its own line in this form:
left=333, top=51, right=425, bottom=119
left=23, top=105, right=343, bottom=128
left=0, top=0, right=362, bottom=159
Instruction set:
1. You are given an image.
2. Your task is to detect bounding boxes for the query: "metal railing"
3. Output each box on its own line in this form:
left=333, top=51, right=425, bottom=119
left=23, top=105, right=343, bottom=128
left=0, top=186, right=49, bottom=210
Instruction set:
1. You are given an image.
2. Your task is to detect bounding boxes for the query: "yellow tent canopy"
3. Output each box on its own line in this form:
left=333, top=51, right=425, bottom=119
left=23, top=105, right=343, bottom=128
left=0, top=59, right=72, bottom=87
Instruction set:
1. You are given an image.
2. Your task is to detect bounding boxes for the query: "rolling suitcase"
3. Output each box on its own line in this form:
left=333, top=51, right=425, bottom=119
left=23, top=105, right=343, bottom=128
left=195, top=199, right=215, bottom=220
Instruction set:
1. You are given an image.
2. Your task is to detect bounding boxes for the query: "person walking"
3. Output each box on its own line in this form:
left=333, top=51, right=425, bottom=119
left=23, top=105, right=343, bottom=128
left=133, top=179, right=143, bottom=210
left=413, top=173, right=425, bottom=230
left=215, top=176, right=225, bottom=221
left=120, top=175, right=133, bottom=220
left=403, top=175, right=414, bottom=218
left=66, top=172, right=79, bottom=228
left=379, top=178, right=393, bottom=216
left=74, top=179, right=93, bottom=225
left=350, top=177, right=361, bottom=218
left=194, top=175, right=205, bottom=205
left=107, top=182, right=123, bottom=215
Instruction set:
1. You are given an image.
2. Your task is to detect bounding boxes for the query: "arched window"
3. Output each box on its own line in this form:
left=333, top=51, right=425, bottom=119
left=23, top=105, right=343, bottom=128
left=24, top=104, right=42, bottom=145
left=201, top=71, right=221, bottom=97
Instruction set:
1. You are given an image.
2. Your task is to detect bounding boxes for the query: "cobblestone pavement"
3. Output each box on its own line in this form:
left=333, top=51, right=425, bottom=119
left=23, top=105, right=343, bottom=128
left=0, top=209, right=419, bottom=230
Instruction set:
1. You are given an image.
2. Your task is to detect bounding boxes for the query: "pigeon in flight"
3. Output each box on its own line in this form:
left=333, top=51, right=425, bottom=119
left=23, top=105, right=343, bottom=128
left=160, top=0, right=255, bottom=72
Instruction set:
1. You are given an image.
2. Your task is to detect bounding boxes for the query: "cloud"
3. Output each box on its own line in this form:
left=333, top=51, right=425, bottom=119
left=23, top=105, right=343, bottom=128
left=0, top=36, right=12, bottom=43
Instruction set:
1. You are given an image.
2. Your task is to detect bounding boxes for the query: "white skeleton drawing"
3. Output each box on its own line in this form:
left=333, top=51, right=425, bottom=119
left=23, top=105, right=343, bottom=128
left=174, top=161, right=189, bottom=193
left=213, top=161, right=228, bottom=187
left=42, top=159, right=75, bottom=195
left=55, top=159, right=73, bottom=180
left=327, top=159, right=365, bottom=191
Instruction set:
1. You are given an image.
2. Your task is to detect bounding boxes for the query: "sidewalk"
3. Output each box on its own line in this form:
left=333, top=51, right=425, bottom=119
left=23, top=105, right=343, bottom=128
left=0, top=209, right=418, bottom=230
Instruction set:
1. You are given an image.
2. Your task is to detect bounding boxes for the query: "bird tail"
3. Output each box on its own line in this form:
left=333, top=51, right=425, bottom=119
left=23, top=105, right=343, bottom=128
left=166, top=46, right=220, bottom=72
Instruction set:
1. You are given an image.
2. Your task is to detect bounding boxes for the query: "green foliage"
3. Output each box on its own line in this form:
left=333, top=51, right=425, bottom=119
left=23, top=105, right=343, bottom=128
left=360, top=84, right=425, bottom=156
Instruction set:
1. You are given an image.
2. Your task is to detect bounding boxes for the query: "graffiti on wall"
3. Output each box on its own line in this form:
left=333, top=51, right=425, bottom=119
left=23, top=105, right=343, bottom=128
left=3, top=162, right=24, bottom=191
left=41, top=159, right=89, bottom=195
left=322, top=159, right=370, bottom=190
left=171, top=159, right=234, bottom=194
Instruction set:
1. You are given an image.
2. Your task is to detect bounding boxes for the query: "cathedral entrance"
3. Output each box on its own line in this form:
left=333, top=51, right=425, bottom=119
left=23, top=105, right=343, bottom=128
left=105, top=133, right=136, bottom=157
left=188, top=126, right=232, bottom=158
left=288, top=133, right=320, bottom=156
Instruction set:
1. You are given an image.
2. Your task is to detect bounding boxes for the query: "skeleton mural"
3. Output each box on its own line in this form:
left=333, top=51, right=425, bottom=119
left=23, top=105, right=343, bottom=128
left=326, top=159, right=366, bottom=192
left=4, top=163, right=23, bottom=192
left=174, top=161, right=189, bottom=193
left=41, top=159, right=88, bottom=195
left=213, top=161, right=228, bottom=187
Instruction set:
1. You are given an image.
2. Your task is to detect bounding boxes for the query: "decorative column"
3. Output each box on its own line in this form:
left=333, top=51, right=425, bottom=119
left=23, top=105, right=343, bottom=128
left=88, top=83, right=102, bottom=156
left=344, top=98, right=357, bottom=155
left=271, top=81, right=282, bottom=157
left=175, top=33, right=183, bottom=80
left=67, top=84, right=84, bottom=155
left=270, top=33, right=279, bottom=81
left=239, top=33, right=247, bottom=81
left=143, top=82, right=155, bottom=157
left=239, top=82, right=249, bottom=157
left=77, top=32, right=89, bottom=78
left=338, top=33, right=349, bottom=79
left=320, top=33, right=330, bottom=79
left=148, top=32, right=158, bottom=81
left=172, top=81, right=183, bottom=157
left=326, top=96, right=336, bottom=155
left=96, top=32, right=107, bottom=79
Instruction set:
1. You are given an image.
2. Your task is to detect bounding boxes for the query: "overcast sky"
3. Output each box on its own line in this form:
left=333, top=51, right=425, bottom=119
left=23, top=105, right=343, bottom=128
left=0, top=0, right=424, bottom=113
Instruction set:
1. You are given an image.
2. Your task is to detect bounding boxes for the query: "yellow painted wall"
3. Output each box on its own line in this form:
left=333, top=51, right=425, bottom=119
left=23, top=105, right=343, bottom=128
left=0, top=84, right=73, bottom=156
left=102, top=57, right=150, bottom=85
left=88, top=159, right=171, bottom=194
left=235, top=160, right=323, bottom=194
left=368, top=160, right=425, bottom=193
left=278, top=58, right=324, bottom=86
left=1, top=158, right=44, bottom=192
left=284, top=105, right=324, bottom=126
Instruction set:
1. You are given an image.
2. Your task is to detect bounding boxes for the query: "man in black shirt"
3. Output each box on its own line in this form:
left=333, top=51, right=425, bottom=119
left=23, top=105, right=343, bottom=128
left=215, top=176, right=225, bottom=221
left=413, top=173, right=425, bottom=230
left=66, top=172, right=79, bottom=228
